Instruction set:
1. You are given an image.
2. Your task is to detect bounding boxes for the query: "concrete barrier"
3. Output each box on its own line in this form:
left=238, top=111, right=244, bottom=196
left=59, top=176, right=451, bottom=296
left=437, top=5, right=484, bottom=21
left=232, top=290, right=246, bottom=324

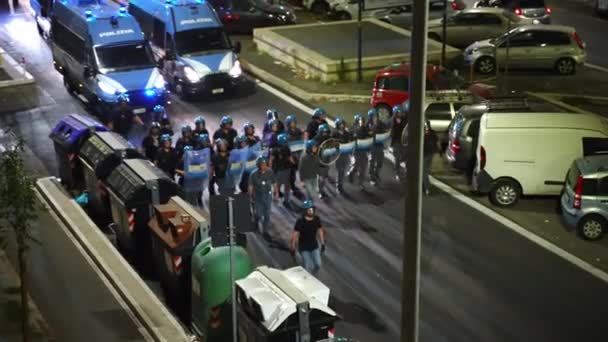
left=0, top=46, right=39, bottom=114
left=35, top=177, right=192, bottom=342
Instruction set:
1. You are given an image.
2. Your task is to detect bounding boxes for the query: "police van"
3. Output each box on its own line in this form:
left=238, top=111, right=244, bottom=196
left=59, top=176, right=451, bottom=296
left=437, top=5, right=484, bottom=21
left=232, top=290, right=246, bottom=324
left=128, top=0, right=245, bottom=100
left=50, top=0, right=167, bottom=118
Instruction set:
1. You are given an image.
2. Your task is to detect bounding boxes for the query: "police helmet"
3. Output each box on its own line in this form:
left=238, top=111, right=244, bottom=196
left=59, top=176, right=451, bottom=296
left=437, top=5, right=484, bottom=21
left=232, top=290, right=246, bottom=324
left=335, top=117, right=346, bottom=128
left=266, top=108, right=279, bottom=121
left=367, top=108, right=377, bottom=119
left=194, top=116, right=206, bottom=126
left=243, top=122, right=255, bottom=133
left=318, top=123, right=330, bottom=134
left=354, top=113, right=364, bottom=123
left=256, top=155, right=268, bottom=167
left=160, top=134, right=172, bottom=143
left=181, top=124, right=192, bottom=134
left=305, top=139, right=318, bottom=153
left=236, top=134, right=247, bottom=145
left=312, top=107, right=326, bottom=119
left=302, top=200, right=314, bottom=210
left=285, top=115, right=296, bottom=126
left=277, top=133, right=288, bottom=145
left=220, top=115, right=233, bottom=127
left=153, top=105, right=165, bottom=114
left=117, top=93, right=130, bottom=104
left=393, top=105, right=403, bottom=116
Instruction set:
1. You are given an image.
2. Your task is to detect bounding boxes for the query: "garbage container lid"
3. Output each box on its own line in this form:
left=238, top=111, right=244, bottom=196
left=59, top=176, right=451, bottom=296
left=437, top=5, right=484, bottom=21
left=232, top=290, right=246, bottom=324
left=106, top=159, right=179, bottom=204
left=80, top=132, right=140, bottom=179
left=50, top=114, right=106, bottom=146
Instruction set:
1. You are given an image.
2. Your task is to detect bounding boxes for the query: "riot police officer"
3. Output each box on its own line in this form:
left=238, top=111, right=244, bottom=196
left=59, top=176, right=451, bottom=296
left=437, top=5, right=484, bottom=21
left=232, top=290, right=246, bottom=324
left=196, top=133, right=215, bottom=197
left=213, top=115, right=238, bottom=150
left=243, top=122, right=261, bottom=147
left=175, top=145, right=194, bottom=186
left=211, top=138, right=234, bottom=195
left=391, top=105, right=407, bottom=180
left=262, top=108, right=284, bottom=136
left=159, top=112, right=174, bottom=137
left=113, top=93, right=144, bottom=138
left=304, top=107, right=328, bottom=140
left=248, top=156, right=278, bottom=237
left=348, top=114, right=369, bottom=190
left=154, top=134, right=178, bottom=180
left=269, top=133, right=295, bottom=207
left=263, top=119, right=282, bottom=148
left=299, top=140, right=321, bottom=202
left=193, top=116, right=208, bottom=139
left=151, top=105, right=167, bottom=123
left=285, top=115, right=303, bottom=195
left=175, top=124, right=196, bottom=158
left=332, top=117, right=353, bottom=194
left=237, top=135, right=252, bottom=194
left=315, top=123, right=332, bottom=198
left=142, top=121, right=161, bottom=160
left=367, top=108, right=388, bottom=185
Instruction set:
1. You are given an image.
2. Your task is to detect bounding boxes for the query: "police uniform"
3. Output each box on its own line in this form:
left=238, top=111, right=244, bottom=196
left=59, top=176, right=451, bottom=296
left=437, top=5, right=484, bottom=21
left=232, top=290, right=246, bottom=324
left=368, top=120, right=388, bottom=183
left=175, top=137, right=195, bottom=158
left=391, top=115, right=407, bottom=178
left=142, top=134, right=160, bottom=160
left=113, top=109, right=135, bottom=138
left=315, top=132, right=331, bottom=197
left=211, top=151, right=233, bottom=195
left=287, top=126, right=303, bottom=191
left=155, top=147, right=179, bottom=180
left=332, top=127, right=353, bottom=192
left=305, top=119, right=327, bottom=140
left=212, top=128, right=238, bottom=150
left=194, top=128, right=209, bottom=141
left=271, top=144, right=293, bottom=202
left=249, top=168, right=276, bottom=234
left=349, top=124, right=369, bottom=187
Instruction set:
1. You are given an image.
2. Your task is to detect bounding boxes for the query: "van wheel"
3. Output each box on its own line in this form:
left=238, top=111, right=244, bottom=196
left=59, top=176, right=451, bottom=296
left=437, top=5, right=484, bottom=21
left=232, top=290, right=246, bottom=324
left=428, top=33, right=441, bottom=42
left=489, top=179, right=520, bottom=207
left=375, top=104, right=392, bottom=122
left=475, top=56, right=496, bottom=75
left=555, top=58, right=576, bottom=75
left=577, top=215, right=606, bottom=241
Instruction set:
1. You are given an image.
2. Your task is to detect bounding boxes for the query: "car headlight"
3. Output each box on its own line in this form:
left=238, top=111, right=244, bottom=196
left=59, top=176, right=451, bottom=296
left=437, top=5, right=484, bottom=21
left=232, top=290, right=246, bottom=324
left=98, top=80, right=120, bottom=95
left=153, top=76, right=166, bottom=89
left=229, top=61, right=242, bottom=78
left=184, top=66, right=201, bottom=83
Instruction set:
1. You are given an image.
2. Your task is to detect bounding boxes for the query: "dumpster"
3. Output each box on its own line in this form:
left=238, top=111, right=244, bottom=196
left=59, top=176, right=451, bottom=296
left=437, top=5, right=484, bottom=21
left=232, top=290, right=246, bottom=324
left=105, top=159, right=182, bottom=270
left=49, top=114, right=107, bottom=189
left=149, top=196, right=209, bottom=324
left=191, top=238, right=253, bottom=341
left=235, top=266, right=340, bottom=342
left=79, top=131, right=141, bottom=219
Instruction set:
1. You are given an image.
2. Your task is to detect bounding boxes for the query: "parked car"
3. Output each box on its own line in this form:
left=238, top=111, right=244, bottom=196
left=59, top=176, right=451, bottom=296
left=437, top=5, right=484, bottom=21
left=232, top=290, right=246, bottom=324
left=426, top=8, right=531, bottom=48
left=561, top=154, right=608, bottom=240
left=370, top=63, right=465, bottom=120
left=302, top=0, right=330, bottom=14
left=597, top=0, right=608, bottom=16
left=446, top=97, right=530, bottom=178
left=328, top=0, right=410, bottom=20
left=378, top=0, right=466, bottom=29
left=464, top=25, right=586, bottom=75
left=209, top=0, right=296, bottom=33
left=403, top=90, right=475, bottom=148
left=473, top=112, right=608, bottom=207
left=474, top=0, right=551, bottom=24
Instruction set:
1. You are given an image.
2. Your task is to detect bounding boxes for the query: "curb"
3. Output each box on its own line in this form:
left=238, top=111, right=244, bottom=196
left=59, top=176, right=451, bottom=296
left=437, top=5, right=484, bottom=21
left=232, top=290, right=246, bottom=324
left=240, top=58, right=370, bottom=104
left=0, top=46, right=35, bottom=88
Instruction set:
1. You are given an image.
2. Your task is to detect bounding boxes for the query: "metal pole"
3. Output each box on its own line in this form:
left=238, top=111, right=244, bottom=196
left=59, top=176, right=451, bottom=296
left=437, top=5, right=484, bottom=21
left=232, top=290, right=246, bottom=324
left=402, top=0, right=429, bottom=341
left=441, top=0, right=447, bottom=67
left=227, top=196, right=237, bottom=342
left=503, top=12, right=512, bottom=92
left=357, top=0, right=363, bottom=82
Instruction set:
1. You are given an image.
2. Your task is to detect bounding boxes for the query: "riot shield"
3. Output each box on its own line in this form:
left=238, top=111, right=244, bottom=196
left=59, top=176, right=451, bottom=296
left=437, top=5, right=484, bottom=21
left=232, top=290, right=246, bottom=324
left=228, top=147, right=247, bottom=192
left=183, top=148, right=211, bottom=199
left=244, top=142, right=265, bottom=174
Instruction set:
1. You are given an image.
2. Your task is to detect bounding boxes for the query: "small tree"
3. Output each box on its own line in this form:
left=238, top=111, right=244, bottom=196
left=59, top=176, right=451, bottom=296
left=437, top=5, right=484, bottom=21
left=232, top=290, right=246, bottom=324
left=0, top=138, right=44, bottom=342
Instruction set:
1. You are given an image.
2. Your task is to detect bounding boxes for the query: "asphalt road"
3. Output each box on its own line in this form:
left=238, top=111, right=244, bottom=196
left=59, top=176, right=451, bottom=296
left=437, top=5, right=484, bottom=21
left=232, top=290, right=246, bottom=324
left=2, top=7, right=608, bottom=342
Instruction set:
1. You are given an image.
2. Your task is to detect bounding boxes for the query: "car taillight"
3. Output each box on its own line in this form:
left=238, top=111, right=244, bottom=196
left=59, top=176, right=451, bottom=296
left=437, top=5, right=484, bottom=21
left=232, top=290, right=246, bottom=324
left=572, top=32, right=585, bottom=50
left=223, top=13, right=239, bottom=21
left=450, top=138, right=461, bottom=154
left=479, top=145, right=486, bottom=170
left=450, top=1, right=461, bottom=10
left=209, top=306, right=221, bottom=329
left=514, top=7, right=522, bottom=15
left=573, top=175, right=583, bottom=209
left=545, top=6, right=552, bottom=14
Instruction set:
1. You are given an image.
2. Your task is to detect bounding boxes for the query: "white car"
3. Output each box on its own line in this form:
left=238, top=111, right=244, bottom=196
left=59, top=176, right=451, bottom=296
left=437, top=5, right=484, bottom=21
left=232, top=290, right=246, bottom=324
left=463, top=24, right=587, bottom=75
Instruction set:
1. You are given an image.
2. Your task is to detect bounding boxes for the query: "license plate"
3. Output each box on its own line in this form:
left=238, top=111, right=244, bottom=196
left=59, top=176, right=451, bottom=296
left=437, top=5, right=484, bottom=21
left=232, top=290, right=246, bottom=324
left=212, top=88, right=224, bottom=94
left=133, top=108, right=146, bottom=114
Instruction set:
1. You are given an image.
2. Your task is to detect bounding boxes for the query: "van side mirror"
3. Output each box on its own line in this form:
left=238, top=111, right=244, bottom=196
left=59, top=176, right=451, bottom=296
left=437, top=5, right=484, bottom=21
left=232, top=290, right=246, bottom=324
left=83, top=66, right=95, bottom=78
left=233, top=41, right=242, bottom=54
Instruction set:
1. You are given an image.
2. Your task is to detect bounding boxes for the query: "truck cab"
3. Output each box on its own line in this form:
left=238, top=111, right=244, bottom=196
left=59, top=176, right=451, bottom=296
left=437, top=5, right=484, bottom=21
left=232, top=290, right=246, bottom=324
left=50, top=0, right=167, bottom=119
left=128, top=0, right=245, bottom=100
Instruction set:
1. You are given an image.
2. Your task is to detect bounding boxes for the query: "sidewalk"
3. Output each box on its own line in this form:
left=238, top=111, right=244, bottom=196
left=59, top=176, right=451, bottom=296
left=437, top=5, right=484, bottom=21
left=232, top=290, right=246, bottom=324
left=0, top=250, right=51, bottom=342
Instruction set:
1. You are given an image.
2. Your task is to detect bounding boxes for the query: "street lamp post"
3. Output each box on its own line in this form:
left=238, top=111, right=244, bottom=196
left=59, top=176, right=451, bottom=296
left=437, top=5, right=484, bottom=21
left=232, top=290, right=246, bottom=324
left=402, top=0, right=429, bottom=342
left=441, top=0, right=448, bottom=66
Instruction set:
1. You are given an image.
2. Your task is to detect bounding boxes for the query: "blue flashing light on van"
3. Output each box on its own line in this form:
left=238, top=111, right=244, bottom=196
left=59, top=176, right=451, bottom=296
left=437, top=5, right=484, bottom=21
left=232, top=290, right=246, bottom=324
left=49, top=0, right=167, bottom=119
left=128, top=0, right=244, bottom=100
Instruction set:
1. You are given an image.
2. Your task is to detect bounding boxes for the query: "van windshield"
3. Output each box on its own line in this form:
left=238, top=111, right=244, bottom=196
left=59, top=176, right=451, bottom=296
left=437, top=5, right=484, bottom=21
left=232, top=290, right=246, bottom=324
left=175, top=28, right=231, bottom=56
left=95, top=43, right=155, bottom=71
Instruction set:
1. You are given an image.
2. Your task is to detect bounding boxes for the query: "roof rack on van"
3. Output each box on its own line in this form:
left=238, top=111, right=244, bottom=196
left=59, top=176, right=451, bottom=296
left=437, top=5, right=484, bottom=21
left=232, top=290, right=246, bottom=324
left=483, top=97, right=530, bottom=111
left=427, top=89, right=473, bottom=102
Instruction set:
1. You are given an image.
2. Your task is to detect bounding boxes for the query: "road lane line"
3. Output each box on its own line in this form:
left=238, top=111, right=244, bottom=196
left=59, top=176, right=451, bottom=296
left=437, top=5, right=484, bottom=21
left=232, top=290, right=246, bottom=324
left=254, top=77, right=608, bottom=284
left=585, top=63, right=608, bottom=73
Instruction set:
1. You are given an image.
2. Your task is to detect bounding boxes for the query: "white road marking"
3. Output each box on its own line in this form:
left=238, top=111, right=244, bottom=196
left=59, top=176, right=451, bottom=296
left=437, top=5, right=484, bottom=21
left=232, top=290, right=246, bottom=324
left=585, top=63, right=608, bottom=73
left=254, top=77, right=608, bottom=284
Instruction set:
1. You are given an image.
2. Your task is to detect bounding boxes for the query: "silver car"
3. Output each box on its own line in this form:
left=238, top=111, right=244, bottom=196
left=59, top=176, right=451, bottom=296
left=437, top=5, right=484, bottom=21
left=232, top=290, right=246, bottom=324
left=475, top=0, right=551, bottom=24
left=463, top=25, right=586, bottom=75
left=426, top=7, right=530, bottom=48
left=561, top=154, right=608, bottom=241
left=378, top=0, right=466, bottom=29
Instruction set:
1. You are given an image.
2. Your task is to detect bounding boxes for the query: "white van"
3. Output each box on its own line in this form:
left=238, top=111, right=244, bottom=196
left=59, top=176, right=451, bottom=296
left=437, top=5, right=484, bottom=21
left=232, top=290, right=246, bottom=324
left=329, top=0, right=409, bottom=20
left=472, top=112, right=608, bottom=207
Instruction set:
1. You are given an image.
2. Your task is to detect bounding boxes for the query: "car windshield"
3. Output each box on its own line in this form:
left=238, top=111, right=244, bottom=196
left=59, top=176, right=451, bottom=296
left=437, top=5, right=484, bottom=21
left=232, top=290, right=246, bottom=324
left=95, top=43, right=155, bottom=71
left=174, top=28, right=231, bottom=56
left=566, top=162, right=581, bottom=188
left=491, top=27, right=519, bottom=45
